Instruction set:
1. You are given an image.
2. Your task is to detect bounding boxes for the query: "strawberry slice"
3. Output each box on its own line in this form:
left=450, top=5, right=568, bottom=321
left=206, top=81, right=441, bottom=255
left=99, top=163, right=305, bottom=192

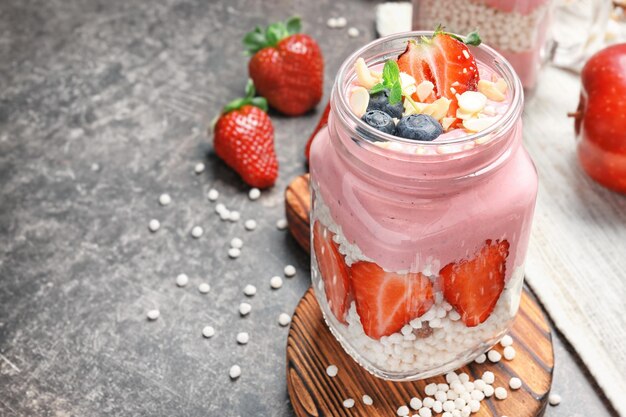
left=350, top=262, right=434, bottom=339
left=397, top=32, right=480, bottom=115
left=440, top=240, right=510, bottom=327
left=312, top=221, right=350, bottom=323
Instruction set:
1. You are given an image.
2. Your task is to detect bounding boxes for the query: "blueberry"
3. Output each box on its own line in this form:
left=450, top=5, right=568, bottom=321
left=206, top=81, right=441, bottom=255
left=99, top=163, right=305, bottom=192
left=361, top=110, right=396, bottom=135
left=367, top=89, right=404, bottom=119
left=396, top=114, right=443, bottom=141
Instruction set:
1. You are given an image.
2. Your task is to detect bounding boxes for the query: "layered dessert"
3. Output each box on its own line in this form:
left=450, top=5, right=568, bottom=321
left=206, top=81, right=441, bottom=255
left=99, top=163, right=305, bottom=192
left=414, top=0, right=552, bottom=89
left=309, top=30, right=537, bottom=379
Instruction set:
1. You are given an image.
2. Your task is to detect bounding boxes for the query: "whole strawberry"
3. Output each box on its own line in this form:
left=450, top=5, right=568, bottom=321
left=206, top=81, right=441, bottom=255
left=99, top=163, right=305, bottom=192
left=243, top=17, right=323, bottom=116
left=213, top=80, right=278, bottom=188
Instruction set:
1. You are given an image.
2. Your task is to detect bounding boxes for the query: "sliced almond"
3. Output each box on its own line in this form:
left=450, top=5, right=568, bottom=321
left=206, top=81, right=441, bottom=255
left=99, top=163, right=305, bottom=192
left=477, top=80, right=506, bottom=102
left=349, top=86, right=370, bottom=117
left=441, top=117, right=456, bottom=131
left=423, top=97, right=451, bottom=121
left=416, top=80, right=434, bottom=102
left=495, top=77, right=508, bottom=94
left=400, top=72, right=417, bottom=96
left=463, top=116, right=498, bottom=132
left=456, top=108, right=475, bottom=120
left=403, top=99, right=428, bottom=116
left=355, top=57, right=379, bottom=89
left=457, top=91, right=487, bottom=114
left=482, top=105, right=497, bottom=116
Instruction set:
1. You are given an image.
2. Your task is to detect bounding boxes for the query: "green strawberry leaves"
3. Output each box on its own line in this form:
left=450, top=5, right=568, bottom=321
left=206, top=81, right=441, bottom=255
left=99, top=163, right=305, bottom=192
left=223, top=79, right=268, bottom=113
left=243, top=16, right=302, bottom=55
left=370, top=60, right=403, bottom=105
left=434, top=24, right=482, bottom=46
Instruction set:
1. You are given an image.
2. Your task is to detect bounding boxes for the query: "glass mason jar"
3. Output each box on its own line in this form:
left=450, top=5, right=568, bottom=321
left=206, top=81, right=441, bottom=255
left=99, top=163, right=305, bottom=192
left=308, top=32, right=538, bottom=380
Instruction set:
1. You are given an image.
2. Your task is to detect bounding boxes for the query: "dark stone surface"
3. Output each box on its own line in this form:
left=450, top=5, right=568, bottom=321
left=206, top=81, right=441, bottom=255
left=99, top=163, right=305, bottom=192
left=0, top=0, right=618, bottom=416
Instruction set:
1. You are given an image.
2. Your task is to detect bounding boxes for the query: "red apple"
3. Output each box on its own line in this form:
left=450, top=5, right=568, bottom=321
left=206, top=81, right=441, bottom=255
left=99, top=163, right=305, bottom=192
left=575, top=43, right=626, bottom=193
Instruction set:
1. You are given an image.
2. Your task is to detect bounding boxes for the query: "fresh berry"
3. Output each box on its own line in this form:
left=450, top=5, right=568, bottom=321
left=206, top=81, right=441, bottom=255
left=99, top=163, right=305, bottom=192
left=362, top=110, right=396, bottom=135
left=312, top=221, right=351, bottom=323
left=304, top=101, right=331, bottom=161
left=440, top=240, right=510, bottom=327
left=213, top=80, right=278, bottom=188
left=397, top=29, right=480, bottom=116
left=350, top=262, right=434, bottom=339
left=396, top=114, right=443, bottom=141
left=367, top=89, right=404, bottom=119
left=244, top=17, right=323, bottom=116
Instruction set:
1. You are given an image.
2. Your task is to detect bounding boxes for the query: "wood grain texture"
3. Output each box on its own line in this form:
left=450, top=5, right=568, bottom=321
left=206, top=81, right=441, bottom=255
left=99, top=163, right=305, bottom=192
left=284, top=174, right=554, bottom=417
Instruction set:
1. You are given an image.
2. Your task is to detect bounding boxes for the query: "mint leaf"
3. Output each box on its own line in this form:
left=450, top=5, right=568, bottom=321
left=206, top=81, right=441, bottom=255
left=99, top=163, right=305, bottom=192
left=285, top=16, right=301, bottom=35
left=464, top=31, right=482, bottom=46
left=382, top=60, right=400, bottom=87
left=388, top=80, right=403, bottom=104
left=369, top=83, right=385, bottom=94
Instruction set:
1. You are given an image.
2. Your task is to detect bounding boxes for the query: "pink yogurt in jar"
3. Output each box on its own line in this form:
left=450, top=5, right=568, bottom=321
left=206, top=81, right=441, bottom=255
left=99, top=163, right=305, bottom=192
left=309, top=32, right=537, bottom=380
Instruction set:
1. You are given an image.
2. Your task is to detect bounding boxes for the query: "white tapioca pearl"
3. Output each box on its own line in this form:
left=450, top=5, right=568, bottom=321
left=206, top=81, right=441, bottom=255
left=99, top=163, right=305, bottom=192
left=435, top=390, right=448, bottom=402
left=474, top=379, right=486, bottom=391
left=451, top=381, right=465, bottom=394
left=194, top=162, right=205, bottom=174
left=432, top=401, right=443, bottom=413
left=397, top=405, right=410, bottom=416
left=228, top=211, right=240, bottom=222
left=447, top=390, right=459, bottom=400
left=482, top=371, right=495, bottom=384
left=483, top=385, right=494, bottom=397
left=401, top=324, right=413, bottom=335
left=191, top=226, right=203, bottom=238
left=202, top=325, right=215, bottom=338
left=362, top=395, right=373, bottom=405
left=146, top=309, right=160, bottom=320
left=422, top=397, right=435, bottom=408
left=229, top=365, right=241, bottom=379
left=474, top=353, right=486, bottom=364
left=244, top=219, right=257, bottom=230
left=410, top=397, right=422, bottom=410
left=343, top=398, right=355, bottom=408
left=236, top=332, right=249, bottom=345
left=248, top=188, right=261, bottom=200
left=442, top=400, right=455, bottom=412
left=445, top=372, right=459, bottom=383
left=509, top=377, right=522, bottom=390
left=488, top=349, right=502, bottom=363
left=335, top=16, right=347, bottom=28
left=276, top=218, right=288, bottom=230
left=158, top=193, right=171, bottom=206
left=230, top=237, right=243, bottom=249
left=326, top=364, right=338, bottom=377
left=284, top=265, right=296, bottom=277
left=494, top=387, right=508, bottom=400
left=425, top=383, right=438, bottom=396
left=449, top=310, right=461, bottom=321
left=460, top=392, right=472, bottom=402
left=228, top=247, right=241, bottom=258
left=458, top=373, right=470, bottom=383
left=454, top=398, right=466, bottom=409
left=471, top=390, right=485, bottom=401
left=347, top=27, right=360, bottom=37
left=148, top=219, right=160, bottom=232
left=469, top=399, right=480, bottom=413
left=418, top=407, right=432, bottom=417
left=220, top=210, right=231, bottom=221
left=463, top=381, right=475, bottom=392
left=410, top=318, right=423, bottom=329
left=503, top=346, right=516, bottom=360
left=442, top=412, right=453, bottom=417
left=270, top=276, right=283, bottom=289
left=198, top=283, right=211, bottom=294
left=460, top=405, right=471, bottom=417
left=243, top=284, right=256, bottom=296
left=176, top=273, right=189, bottom=287
left=215, top=203, right=226, bottom=213
left=208, top=189, right=219, bottom=201
left=548, top=393, right=561, bottom=405
left=437, top=383, right=449, bottom=392
left=326, top=17, right=338, bottom=28
left=278, top=313, right=291, bottom=326
left=429, top=318, right=442, bottom=328
left=239, top=302, right=251, bottom=316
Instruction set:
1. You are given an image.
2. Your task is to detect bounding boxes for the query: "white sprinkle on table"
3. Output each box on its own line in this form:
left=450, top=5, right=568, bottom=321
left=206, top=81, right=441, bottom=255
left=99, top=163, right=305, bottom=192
left=208, top=189, right=219, bottom=201
left=194, top=163, right=205, bottom=174
left=176, top=273, right=189, bottom=287
left=327, top=17, right=338, bottom=28
left=423, top=397, right=435, bottom=408
left=148, top=219, right=160, bottom=232
left=248, top=188, right=261, bottom=200
left=198, top=283, right=210, bottom=294
left=202, top=325, right=215, bottom=338
left=243, top=284, right=256, bottom=296
left=362, top=394, right=373, bottom=405
left=276, top=218, right=288, bottom=230
left=474, top=353, right=486, bottom=364
left=503, top=345, right=516, bottom=360
left=146, top=309, right=160, bottom=320
left=410, top=397, right=422, bottom=410
left=500, top=334, right=513, bottom=347
left=482, top=371, right=495, bottom=384
left=191, top=226, right=203, bottom=238
left=326, top=365, right=338, bottom=377
left=270, top=276, right=283, bottom=289
left=236, top=332, right=249, bottom=345
left=278, top=313, right=291, bottom=326
left=548, top=393, right=561, bottom=405
left=220, top=210, right=231, bottom=221
left=228, top=211, right=240, bottom=222
left=158, top=193, right=171, bottom=206
left=244, top=219, right=257, bottom=230
left=494, top=387, right=508, bottom=400
left=239, top=302, right=251, bottom=316
left=418, top=407, right=432, bottom=417
left=347, top=27, right=359, bottom=37
left=229, top=364, right=241, bottom=379
left=230, top=237, right=243, bottom=249
left=335, top=16, right=347, bottom=28
left=509, top=377, right=522, bottom=390
left=487, top=349, right=502, bottom=363
left=284, top=265, right=296, bottom=277
left=215, top=203, right=226, bottom=213
left=397, top=405, right=409, bottom=416
left=343, top=398, right=355, bottom=408
left=228, top=247, right=241, bottom=259
left=425, top=382, right=438, bottom=396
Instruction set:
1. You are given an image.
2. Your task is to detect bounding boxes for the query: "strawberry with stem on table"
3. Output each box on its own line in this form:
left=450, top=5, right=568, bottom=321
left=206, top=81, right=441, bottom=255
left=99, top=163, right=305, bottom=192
left=244, top=16, right=324, bottom=116
left=212, top=80, right=278, bottom=189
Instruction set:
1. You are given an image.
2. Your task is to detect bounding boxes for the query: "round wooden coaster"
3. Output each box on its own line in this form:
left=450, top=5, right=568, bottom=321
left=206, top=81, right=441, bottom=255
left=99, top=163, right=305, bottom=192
left=284, top=174, right=554, bottom=417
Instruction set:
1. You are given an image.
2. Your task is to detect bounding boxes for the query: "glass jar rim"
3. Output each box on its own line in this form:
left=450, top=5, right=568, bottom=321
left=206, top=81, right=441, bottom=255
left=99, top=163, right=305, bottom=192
left=333, top=31, right=524, bottom=147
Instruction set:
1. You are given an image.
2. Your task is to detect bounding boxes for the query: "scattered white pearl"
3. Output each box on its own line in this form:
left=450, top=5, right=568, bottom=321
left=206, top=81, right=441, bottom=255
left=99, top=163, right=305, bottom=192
left=207, top=189, right=219, bottom=201
left=410, top=397, right=422, bottom=410
left=228, top=247, right=241, bottom=258
left=445, top=372, right=459, bottom=384
left=194, top=162, right=205, bottom=174
left=219, top=210, right=231, bottom=221
left=191, top=226, right=203, bottom=238
left=474, top=353, right=487, bottom=364
left=148, top=219, right=160, bottom=232
left=347, top=27, right=360, bottom=37
left=442, top=400, right=455, bottom=412
left=243, top=284, right=256, bottom=296
left=548, top=393, right=561, bottom=406
left=503, top=346, right=516, bottom=360
left=432, top=401, right=443, bottom=413
left=230, top=237, right=243, bottom=249
left=471, top=390, right=484, bottom=401
left=276, top=218, right=288, bottom=230
left=198, top=283, right=211, bottom=294
left=91, top=162, right=100, bottom=171
left=483, top=385, right=494, bottom=397
left=158, top=193, right=171, bottom=206
left=437, top=383, right=449, bottom=392
left=362, top=394, right=373, bottom=405
left=215, top=203, right=227, bottom=213
left=454, top=398, right=466, bottom=410
left=343, top=398, right=355, bottom=409
left=248, top=188, right=261, bottom=200
left=270, top=276, right=283, bottom=289
left=239, top=302, right=251, bottom=316
left=176, top=273, right=189, bottom=287
left=425, top=383, right=438, bottom=396
left=327, top=17, right=338, bottom=28
left=435, top=390, right=447, bottom=403
left=458, top=373, right=470, bottom=383
left=442, top=412, right=453, bottom=417
left=474, top=379, right=486, bottom=391
left=284, top=265, right=296, bottom=277
left=500, top=334, right=513, bottom=347
left=335, top=16, right=347, bottom=28
left=469, top=399, right=480, bottom=413
left=494, top=387, right=508, bottom=400
left=482, top=371, right=495, bottom=384
left=229, top=211, right=240, bottom=222
left=418, top=407, right=432, bottom=417
left=236, top=332, right=249, bottom=345
left=397, top=405, right=409, bottom=416
left=488, top=349, right=502, bottom=363
left=509, top=377, right=522, bottom=390
left=460, top=405, right=471, bottom=417
left=278, top=313, right=291, bottom=326
left=326, top=365, right=338, bottom=377
left=244, top=219, right=257, bottom=230
left=422, top=397, right=435, bottom=408
left=146, top=309, right=160, bottom=320
left=202, top=325, right=215, bottom=338
left=229, top=364, right=241, bottom=379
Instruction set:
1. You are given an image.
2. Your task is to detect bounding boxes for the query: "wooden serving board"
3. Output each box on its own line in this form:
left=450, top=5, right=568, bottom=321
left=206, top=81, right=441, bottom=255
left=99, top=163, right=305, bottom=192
left=284, top=174, right=554, bottom=417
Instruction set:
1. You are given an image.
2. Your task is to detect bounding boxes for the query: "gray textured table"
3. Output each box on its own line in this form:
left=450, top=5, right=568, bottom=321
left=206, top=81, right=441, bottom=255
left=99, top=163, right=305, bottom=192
left=0, top=0, right=619, bottom=416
